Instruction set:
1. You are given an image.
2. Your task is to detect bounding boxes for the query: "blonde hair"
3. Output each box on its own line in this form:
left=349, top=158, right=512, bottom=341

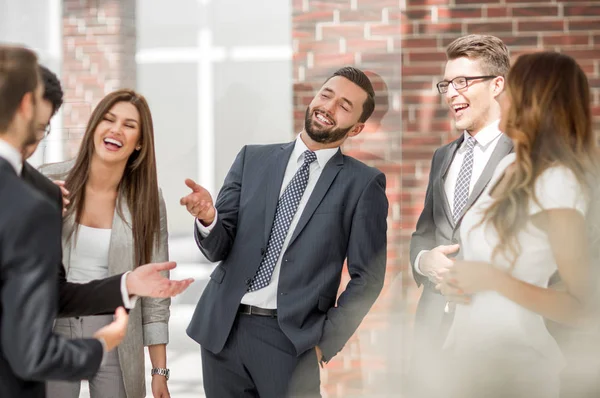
left=446, top=34, right=510, bottom=77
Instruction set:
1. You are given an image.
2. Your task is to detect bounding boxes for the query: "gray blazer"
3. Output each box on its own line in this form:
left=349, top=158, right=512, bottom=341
left=40, top=160, right=170, bottom=398
left=409, top=134, right=513, bottom=339
left=187, top=142, right=388, bottom=361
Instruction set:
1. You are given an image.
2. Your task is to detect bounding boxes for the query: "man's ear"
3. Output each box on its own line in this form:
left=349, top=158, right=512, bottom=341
left=492, top=76, right=505, bottom=99
left=348, top=123, right=365, bottom=138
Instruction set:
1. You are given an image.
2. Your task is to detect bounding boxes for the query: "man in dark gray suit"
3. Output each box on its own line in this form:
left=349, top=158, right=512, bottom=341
left=409, top=35, right=513, bottom=395
left=0, top=45, right=128, bottom=398
left=181, top=66, right=388, bottom=397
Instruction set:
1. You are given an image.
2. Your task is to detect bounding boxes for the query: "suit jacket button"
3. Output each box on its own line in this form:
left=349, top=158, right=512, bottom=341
left=261, top=248, right=265, bottom=255
left=245, top=278, right=252, bottom=285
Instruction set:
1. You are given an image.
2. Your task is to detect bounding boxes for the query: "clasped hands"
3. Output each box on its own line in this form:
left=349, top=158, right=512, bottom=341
left=421, top=244, right=498, bottom=305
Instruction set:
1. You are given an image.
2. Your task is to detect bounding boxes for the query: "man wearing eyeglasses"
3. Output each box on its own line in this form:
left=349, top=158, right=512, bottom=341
left=408, top=34, right=514, bottom=396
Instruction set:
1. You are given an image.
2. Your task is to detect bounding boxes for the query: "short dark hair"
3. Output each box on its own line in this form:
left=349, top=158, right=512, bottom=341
left=327, top=66, right=375, bottom=123
left=0, top=45, right=39, bottom=132
left=39, top=65, right=63, bottom=115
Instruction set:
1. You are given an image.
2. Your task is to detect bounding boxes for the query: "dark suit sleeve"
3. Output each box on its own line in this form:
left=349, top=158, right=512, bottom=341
left=318, top=172, right=388, bottom=361
left=409, top=149, right=440, bottom=287
left=194, top=146, right=246, bottom=262
left=57, top=270, right=124, bottom=318
left=0, top=198, right=102, bottom=381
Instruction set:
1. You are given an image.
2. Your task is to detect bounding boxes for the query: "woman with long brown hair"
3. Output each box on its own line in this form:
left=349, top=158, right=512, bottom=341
left=43, top=89, right=171, bottom=398
left=438, top=52, right=598, bottom=397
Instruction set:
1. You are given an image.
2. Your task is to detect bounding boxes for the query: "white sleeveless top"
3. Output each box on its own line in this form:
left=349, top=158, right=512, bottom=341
left=445, top=153, right=589, bottom=372
left=66, top=225, right=112, bottom=283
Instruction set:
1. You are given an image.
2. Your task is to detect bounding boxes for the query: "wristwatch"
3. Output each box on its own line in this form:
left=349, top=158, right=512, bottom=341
left=151, top=367, right=170, bottom=380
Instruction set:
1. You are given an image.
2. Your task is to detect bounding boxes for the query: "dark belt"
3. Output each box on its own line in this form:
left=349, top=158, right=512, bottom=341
left=238, top=304, right=277, bottom=317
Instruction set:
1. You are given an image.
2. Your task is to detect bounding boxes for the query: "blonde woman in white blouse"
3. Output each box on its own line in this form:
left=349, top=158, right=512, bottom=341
left=438, top=52, right=598, bottom=397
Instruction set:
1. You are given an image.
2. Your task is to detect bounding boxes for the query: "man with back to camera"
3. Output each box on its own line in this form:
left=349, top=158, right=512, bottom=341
left=0, top=44, right=128, bottom=398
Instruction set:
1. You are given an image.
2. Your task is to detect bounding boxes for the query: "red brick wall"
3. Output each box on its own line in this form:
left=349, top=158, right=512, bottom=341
left=61, top=0, right=136, bottom=159
left=293, top=0, right=600, bottom=396
left=293, top=1, right=403, bottom=396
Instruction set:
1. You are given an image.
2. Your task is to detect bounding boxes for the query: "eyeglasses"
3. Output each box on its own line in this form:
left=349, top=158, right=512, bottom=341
left=436, top=76, right=497, bottom=94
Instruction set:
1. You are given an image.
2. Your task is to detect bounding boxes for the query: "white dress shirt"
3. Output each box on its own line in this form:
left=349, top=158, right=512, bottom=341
left=415, top=120, right=503, bottom=275
left=197, top=134, right=339, bottom=309
left=0, top=138, right=23, bottom=175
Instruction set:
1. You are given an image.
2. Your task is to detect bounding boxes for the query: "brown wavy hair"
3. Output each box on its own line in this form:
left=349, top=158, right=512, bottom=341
left=484, top=51, right=597, bottom=266
left=65, top=89, right=160, bottom=267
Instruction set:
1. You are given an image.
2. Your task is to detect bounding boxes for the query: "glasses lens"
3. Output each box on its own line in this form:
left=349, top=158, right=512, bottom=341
left=437, top=82, right=448, bottom=94
left=453, top=77, right=467, bottom=90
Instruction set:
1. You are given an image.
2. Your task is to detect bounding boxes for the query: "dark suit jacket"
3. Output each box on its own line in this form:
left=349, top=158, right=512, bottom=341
left=0, top=158, right=102, bottom=398
left=409, top=134, right=513, bottom=345
left=187, top=142, right=388, bottom=361
left=21, top=161, right=124, bottom=317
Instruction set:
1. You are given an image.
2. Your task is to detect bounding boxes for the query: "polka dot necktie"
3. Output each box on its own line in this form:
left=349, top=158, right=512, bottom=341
left=247, top=150, right=317, bottom=291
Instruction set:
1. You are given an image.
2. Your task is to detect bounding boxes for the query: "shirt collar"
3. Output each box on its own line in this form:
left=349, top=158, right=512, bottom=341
left=464, top=119, right=502, bottom=148
left=0, top=138, right=23, bottom=175
left=293, top=133, right=339, bottom=168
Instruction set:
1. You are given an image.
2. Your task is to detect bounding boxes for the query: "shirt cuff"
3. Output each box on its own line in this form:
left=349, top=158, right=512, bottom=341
left=414, top=250, right=428, bottom=276
left=195, top=211, right=218, bottom=238
left=121, top=272, right=139, bottom=309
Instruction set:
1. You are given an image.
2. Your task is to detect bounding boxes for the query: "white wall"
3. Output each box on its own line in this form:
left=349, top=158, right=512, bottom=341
left=137, top=0, right=293, bottom=237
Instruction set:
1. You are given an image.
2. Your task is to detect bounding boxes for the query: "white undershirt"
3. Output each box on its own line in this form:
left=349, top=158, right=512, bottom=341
left=67, top=225, right=112, bottom=284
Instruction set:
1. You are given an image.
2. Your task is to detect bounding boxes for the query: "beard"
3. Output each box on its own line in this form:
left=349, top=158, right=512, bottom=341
left=304, top=107, right=353, bottom=144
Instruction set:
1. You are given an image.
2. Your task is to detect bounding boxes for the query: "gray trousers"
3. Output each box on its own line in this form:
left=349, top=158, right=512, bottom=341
left=46, top=315, right=127, bottom=398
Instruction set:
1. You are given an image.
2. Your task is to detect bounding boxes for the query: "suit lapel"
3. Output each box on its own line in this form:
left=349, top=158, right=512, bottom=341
left=287, top=149, right=343, bottom=248
left=61, top=213, right=76, bottom=272
left=437, top=136, right=463, bottom=227
left=263, top=142, right=295, bottom=245
left=455, top=134, right=514, bottom=225
left=108, top=196, right=134, bottom=275
left=0, top=157, right=13, bottom=175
